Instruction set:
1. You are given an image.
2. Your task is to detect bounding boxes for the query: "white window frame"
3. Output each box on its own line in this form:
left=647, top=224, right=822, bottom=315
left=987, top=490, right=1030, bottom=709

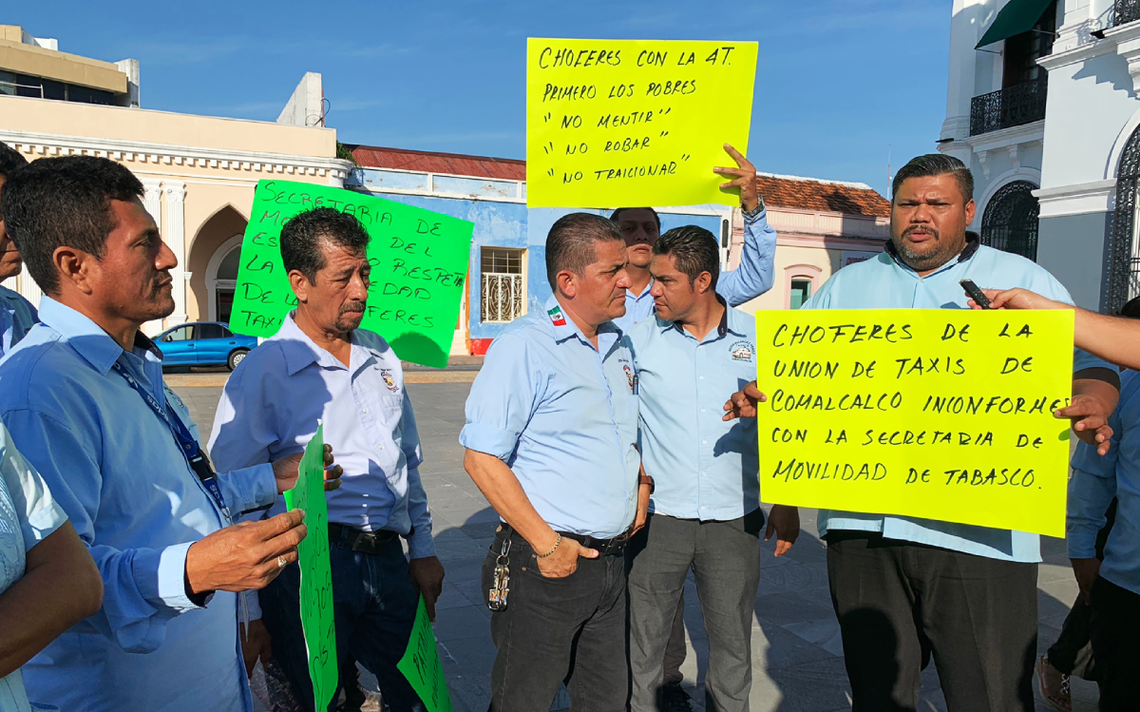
left=480, top=247, right=527, bottom=324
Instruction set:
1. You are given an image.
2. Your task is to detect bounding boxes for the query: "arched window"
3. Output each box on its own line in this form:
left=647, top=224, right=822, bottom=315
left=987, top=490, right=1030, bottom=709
left=980, top=181, right=1040, bottom=261
left=1106, top=125, right=1140, bottom=313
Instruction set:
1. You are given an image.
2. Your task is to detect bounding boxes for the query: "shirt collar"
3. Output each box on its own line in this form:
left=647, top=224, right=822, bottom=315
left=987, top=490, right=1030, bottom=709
left=274, top=313, right=383, bottom=376
left=884, top=233, right=980, bottom=277
left=544, top=295, right=619, bottom=348
left=37, top=296, right=162, bottom=375
left=627, top=279, right=654, bottom=301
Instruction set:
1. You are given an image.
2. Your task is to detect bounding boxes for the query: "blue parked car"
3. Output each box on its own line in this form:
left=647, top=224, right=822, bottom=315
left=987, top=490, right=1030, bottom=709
left=153, top=322, right=257, bottom=371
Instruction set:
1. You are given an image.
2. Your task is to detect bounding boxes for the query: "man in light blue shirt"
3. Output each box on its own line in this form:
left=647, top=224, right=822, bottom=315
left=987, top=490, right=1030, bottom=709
left=725, top=154, right=1119, bottom=712
left=627, top=225, right=798, bottom=712
left=462, top=213, right=650, bottom=711
left=1068, top=367, right=1140, bottom=711
left=209, top=207, right=443, bottom=712
left=611, top=144, right=776, bottom=334
left=0, top=156, right=321, bottom=712
left=0, top=422, right=102, bottom=712
left=0, top=141, right=37, bottom=357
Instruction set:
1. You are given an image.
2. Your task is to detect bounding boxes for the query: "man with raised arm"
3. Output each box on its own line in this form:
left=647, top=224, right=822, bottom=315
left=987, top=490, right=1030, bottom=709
left=461, top=213, right=651, bottom=711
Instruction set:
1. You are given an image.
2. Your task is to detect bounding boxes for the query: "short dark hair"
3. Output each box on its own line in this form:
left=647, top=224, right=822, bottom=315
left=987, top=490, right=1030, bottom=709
left=1, top=156, right=143, bottom=295
left=610, top=206, right=661, bottom=230
left=0, top=141, right=28, bottom=181
left=545, top=213, right=624, bottom=288
left=653, top=225, right=721, bottom=290
left=279, top=207, right=371, bottom=284
left=1120, top=296, right=1140, bottom=319
left=892, top=154, right=974, bottom=204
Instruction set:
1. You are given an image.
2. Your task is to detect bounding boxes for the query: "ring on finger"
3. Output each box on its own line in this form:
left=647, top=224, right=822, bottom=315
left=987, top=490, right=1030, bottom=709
left=277, top=555, right=287, bottom=569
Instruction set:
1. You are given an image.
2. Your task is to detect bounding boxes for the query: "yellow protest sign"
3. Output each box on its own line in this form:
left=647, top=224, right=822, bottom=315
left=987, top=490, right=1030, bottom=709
left=754, top=309, right=1075, bottom=537
left=526, top=38, right=758, bottom=208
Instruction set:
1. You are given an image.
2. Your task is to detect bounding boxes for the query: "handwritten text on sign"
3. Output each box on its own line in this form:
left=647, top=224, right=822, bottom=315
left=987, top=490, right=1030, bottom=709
left=397, top=596, right=455, bottom=712
left=754, top=310, right=1075, bottom=537
left=526, top=38, right=758, bottom=208
left=283, top=424, right=337, bottom=710
left=230, top=180, right=474, bottom=368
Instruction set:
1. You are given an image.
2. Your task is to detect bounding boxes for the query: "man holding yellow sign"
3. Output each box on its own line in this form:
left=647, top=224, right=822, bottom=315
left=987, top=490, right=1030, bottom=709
left=725, top=154, right=1117, bottom=712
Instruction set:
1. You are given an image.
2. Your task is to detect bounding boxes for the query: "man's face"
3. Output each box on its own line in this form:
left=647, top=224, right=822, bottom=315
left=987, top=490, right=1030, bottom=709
left=296, top=242, right=371, bottom=337
left=0, top=176, right=23, bottom=281
left=574, top=239, right=632, bottom=325
left=649, top=253, right=698, bottom=323
left=90, top=198, right=176, bottom=324
left=890, top=174, right=976, bottom=274
left=616, top=209, right=660, bottom=269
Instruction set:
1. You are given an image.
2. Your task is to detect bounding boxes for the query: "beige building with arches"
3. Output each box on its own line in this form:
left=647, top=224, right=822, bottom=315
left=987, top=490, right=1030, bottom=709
left=0, top=26, right=350, bottom=334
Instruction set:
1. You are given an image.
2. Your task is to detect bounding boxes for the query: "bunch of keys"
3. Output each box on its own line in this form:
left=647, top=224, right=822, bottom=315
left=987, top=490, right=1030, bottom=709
left=488, top=537, right=511, bottom=611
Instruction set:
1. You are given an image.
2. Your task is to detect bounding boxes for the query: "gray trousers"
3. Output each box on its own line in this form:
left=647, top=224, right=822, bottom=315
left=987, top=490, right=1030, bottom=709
left=627, top=510, right=764, bottom=712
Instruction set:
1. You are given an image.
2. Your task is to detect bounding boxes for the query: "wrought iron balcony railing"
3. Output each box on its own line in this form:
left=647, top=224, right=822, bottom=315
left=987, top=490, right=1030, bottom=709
left=1116, top=0, right=1140, bottom=28
left=969, top=77, right=1048, bottom=136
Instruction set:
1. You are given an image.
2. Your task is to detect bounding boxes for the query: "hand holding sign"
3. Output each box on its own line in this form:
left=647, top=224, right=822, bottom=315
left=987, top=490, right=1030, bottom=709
left=272, top=443, right=344, bottom=494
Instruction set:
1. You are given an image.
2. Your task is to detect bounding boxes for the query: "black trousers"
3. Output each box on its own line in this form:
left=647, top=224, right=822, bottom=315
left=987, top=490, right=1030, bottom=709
left=481, top=526, right=628, bottom=712
left=1088, top=576, right=1140, bottom=712
left=826, top=532, right=1037, bottom=712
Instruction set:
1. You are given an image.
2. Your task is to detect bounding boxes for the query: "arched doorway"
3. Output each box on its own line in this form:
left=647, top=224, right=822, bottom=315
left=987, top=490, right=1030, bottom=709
left=980, top=181, right=1040, bottom=261
left=1107, top=125, right=1140, bottom=313
left=187, top=205, right=247, bottom=323
left=206, top=234, right=243, bottom=324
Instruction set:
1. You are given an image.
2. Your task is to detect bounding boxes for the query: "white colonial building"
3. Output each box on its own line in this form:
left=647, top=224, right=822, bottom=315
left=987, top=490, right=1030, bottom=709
left=940, top=0, right=1140, bottom=312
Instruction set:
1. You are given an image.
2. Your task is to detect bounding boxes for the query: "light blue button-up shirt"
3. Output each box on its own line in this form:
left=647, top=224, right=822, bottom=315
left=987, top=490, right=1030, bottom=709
left=461, top=296, right=640, bottom=538
left=631, top=302, right=759, bottom=521
left=612, top=210, right=777, bottom=333
left=0, top=297, right=277, bottom=712
left=209, top=313, right=433, bottom=557
left=801, top=240, right=1091, bottom=563
left=1069, top=370, right=1140, bottom=595
left=0, top=423, right=67, bottom=712
left=0, top=285, right=36, bottom=357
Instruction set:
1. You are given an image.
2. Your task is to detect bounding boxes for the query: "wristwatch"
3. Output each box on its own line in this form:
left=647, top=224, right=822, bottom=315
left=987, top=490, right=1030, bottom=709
left=639, top=473, right=655, bottom=494
left=743, top=196, right=765, bottom=219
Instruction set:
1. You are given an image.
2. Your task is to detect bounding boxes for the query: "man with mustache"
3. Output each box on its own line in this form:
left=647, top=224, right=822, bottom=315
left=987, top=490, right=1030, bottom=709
left=723, top=154, right=1118, bottom=712
left=0, top=155, right=328, bottom=712
left=462, top=213, right=651, bottom=711
left=209, top=207, right=444, bottom=712
left=0, top=142, right=36, bottom=356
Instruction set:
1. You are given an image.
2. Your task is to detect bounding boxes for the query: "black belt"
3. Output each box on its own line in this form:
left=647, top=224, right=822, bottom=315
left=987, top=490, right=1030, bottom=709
left=499, top=524, right=632, bottom=555
left=329, top=523, right=398, bottom=555
left=558, top=530, right=632, bottom=555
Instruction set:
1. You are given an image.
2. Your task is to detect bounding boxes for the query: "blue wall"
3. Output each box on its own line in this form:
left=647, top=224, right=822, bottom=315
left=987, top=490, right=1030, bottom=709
left=362, top=188, right=722, bottom=342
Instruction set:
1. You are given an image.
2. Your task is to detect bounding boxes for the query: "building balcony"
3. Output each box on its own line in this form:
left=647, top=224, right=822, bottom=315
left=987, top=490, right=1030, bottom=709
left=969, top=77, right=1048, bottom=136
left=1116, top=0, right=1140, bottom=28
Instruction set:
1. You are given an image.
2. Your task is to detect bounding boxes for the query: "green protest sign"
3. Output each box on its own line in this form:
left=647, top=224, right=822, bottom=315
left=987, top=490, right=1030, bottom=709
left=283, top=423, right=337, bottom=711
left=397, top=596, right=455, bottom=712
left=231, top=180, right=474, bottom=368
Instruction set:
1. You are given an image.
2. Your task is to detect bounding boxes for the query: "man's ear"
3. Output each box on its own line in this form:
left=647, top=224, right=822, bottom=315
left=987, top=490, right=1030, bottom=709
left=694, top=271, right=713, bottom=295
left=52, top=245, right=95, bottom=296
left=288, top=270, right=312, bottom=304
left=964, top=199, right=976, bottom=225
left=556, top=270, right=578, bottom=299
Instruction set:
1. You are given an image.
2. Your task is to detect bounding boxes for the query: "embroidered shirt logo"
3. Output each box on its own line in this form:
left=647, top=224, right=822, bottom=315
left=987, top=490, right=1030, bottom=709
left=380, top=369, right=399, bottom=392
left=730, top=340, right=755, bottom=362
left=548, top=306, right=567, bottom=326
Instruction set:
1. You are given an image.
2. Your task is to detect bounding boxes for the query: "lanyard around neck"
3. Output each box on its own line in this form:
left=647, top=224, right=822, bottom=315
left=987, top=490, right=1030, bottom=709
left=110, top=360, right=232, bottom=523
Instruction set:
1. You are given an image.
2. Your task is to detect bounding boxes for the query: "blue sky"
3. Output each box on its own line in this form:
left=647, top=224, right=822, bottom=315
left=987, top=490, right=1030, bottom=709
left=9, top=0, right=950, bottom=197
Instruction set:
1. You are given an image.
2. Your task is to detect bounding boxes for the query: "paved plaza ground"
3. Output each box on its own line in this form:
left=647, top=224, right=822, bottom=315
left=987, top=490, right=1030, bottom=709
left=172, top=373, right=1098, bottom=712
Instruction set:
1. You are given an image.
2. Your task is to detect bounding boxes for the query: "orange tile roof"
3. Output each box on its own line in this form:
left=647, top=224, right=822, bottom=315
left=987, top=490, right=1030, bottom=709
left=346, top=144, right=526, bottom=181
left=347, top=144, right=890, bottom=218
left=756, top=173, right=891, bottom=218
